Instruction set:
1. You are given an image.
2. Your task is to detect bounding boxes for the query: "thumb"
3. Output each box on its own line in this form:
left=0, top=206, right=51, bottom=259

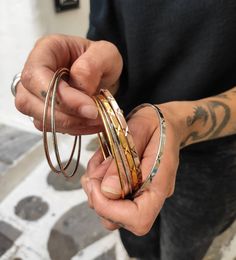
left=101, top=160, right=131, bottom=200
left=70, top=40, right=123, bottom=96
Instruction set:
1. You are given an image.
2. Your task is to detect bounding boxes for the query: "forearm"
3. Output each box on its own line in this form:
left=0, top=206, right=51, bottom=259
left=159, top=86, right=236, bottom=148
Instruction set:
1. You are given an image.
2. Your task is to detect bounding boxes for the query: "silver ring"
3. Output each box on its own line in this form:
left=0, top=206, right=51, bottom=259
left=11, top=72, right=21, bottom=96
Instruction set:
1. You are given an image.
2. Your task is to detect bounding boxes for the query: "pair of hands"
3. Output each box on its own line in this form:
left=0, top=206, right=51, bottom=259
left=15, top=34, right=181, bottom=235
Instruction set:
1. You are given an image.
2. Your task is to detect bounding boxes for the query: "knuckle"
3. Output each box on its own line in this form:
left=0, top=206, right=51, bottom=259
left=47, top=33, right=63, bottom=41
left=35, top=34, right=62, bottom=47
left=133, top=222, right=152, bottom=236
left=88, top=200, right=94, bottom=209
left=15, top=94, right=28, bottom=114
left=21, top=67, right=33, bottom=88
left=97, top=40, right=122, bottom=65
left=130, top=214, right=153, bottom=236
left=34, top=120, right=43, bottom=132
left=21, top=66, right=43, bottom=92
left=94, top=205, right=104, bottom=217
left=93, top=201, right=105, bottom=217
left=87, top=159, right=93, bottom=172
left=98, top=40, right=119, bottom=54
left=103, top=223, right=116, bottom=231
left=73, top=59, right=95, bottom=80
left=100, top=218, right=116, bottom=230
left=34, top=36, right=48, bottom=47
left=61, top=118, right=72, bottom=130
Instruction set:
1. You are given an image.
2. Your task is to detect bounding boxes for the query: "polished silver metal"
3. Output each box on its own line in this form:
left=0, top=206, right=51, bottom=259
left=127, top=104, right=166, bottom=198
left=43, top=68, right=81, bottom=178
left=11, top=72, right=21, bottom=96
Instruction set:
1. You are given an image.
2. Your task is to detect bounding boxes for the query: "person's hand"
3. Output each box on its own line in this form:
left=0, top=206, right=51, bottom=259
left=15, top=34, right=123, bottom=135
left=81, top=103, right=182, bottom=235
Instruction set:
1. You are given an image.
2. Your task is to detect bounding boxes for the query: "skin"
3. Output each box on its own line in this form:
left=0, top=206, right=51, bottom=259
left=15, top=34, right=236, bottom=236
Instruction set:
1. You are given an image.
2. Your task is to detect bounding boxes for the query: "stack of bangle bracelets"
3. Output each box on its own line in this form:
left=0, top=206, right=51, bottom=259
left=43, top=68, right=166, bottom=199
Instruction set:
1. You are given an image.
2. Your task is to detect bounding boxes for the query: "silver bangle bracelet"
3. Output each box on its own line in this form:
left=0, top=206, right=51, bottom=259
left=43, top=68, right=81, bottom=178
left=126, top=103, right=166, bottom=198
left=42, top=68, right=166, bottom=198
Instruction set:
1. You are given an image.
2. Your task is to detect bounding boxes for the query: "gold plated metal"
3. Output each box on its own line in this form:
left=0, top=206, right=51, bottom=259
left=96, top=94, right=138, bottom=193
left=43, top=69, right=166, bottom=198
left=96, top=95, right=134, bottom=195
left=93, top=96, right=127, bottom=198
left=100, top=89, right=142, bottom=191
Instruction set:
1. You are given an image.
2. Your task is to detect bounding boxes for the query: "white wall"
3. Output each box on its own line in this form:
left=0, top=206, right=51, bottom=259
left=0, top=0, right=90, bottom=132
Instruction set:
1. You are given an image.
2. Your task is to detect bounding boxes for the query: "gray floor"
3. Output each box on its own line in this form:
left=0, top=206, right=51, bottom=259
left=0, top=124, right=235, bottom=260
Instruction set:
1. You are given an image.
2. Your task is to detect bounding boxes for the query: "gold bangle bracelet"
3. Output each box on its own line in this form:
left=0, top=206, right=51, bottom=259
left=97, top=132, right=111, bottom=159
left=100, top=89, right=142, bottom=191
left=96, top=94, right=139, bottom=193
left=93, top=96, right=128, bottom=197
left=95, top=95, right=133, bottom=194
left=43, top=69, right=166, bottom=198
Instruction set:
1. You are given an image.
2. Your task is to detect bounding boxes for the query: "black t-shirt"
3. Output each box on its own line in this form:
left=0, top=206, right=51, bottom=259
left=87, top=0, right=236, bottom=148
left=88, top=0, right=236, bottom=111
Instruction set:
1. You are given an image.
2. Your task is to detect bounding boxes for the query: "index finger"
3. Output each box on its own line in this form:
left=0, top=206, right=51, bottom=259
left=21, top=35, right=122, bottom=119
left=20, top=35, right=98, bottom=119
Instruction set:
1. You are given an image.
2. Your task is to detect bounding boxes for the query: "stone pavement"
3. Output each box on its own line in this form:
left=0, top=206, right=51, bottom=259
left=0, top=125, right=128, bottom=260
left=0, top=124, right=236, bottom=260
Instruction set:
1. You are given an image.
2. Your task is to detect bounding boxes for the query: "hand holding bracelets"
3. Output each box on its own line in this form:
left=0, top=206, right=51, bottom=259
left=43, top=68, right=166, bottom=198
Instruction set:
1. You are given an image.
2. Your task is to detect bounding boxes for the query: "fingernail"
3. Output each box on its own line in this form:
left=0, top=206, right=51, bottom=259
left=79, top=105, right=98, bottom=119
left=101, top=175, right=121, bottom=195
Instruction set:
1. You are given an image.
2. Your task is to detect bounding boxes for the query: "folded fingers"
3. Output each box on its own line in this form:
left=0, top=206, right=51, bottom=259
left=15, top=83, right=102, bottom=135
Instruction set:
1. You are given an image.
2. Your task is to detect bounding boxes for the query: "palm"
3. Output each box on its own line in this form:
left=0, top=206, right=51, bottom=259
left=82, top=106, right=181, bottom=235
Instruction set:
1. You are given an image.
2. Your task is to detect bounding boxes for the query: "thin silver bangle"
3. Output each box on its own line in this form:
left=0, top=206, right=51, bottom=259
left=126, top=104, right=166, bottom=198
left=43, top=68, right=81, bottom=178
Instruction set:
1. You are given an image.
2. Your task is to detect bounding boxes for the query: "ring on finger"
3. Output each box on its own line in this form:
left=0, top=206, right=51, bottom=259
left=11, top=72, right=21, bottom=97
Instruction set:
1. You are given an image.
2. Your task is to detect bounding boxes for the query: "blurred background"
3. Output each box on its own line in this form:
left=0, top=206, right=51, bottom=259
left=0, top=0, right=89, bottom=130
left=0, top=1, right=236, bottom=260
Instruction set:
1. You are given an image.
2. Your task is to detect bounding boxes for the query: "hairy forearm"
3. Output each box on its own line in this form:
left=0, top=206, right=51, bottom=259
left=159, top=86, right=236, bottom=148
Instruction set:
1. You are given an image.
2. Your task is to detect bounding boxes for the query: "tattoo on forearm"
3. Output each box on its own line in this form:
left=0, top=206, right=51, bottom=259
left=208, top=101, right=230, bottom=138
left=181, top=100, right=231, bottom=146
left=186, top=106, right=208, bottom=126
left=217, top=93, right=230, bottom=99
left=216, top=87, right=236, bottom=99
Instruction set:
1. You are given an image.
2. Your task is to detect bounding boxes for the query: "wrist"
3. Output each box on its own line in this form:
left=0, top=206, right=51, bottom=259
left=157, top=101, right=197, bottom=148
